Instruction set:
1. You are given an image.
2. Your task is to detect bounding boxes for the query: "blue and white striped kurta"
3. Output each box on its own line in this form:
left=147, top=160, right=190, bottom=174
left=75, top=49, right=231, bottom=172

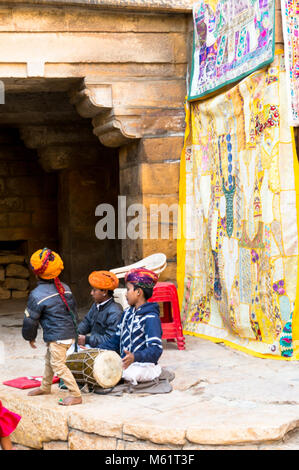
left=100, top=302, right=163, bottom=364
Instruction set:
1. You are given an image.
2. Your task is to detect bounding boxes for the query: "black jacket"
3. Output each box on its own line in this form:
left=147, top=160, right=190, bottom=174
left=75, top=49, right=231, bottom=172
left=78, top=298, right=123, bottom=348
left=22, top=279, right=78, bottom=343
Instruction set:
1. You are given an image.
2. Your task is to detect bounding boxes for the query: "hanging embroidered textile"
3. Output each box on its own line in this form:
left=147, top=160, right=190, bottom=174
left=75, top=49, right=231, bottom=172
left=177, top=53, right=299, bottom=359
left=188, top=0, right=275, bottom=101
left=280, top=0, right=299, bottom=126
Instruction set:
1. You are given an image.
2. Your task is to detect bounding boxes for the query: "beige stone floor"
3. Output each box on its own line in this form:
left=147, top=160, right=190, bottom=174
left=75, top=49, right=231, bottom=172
left=2, top=299, right=299, bottom=450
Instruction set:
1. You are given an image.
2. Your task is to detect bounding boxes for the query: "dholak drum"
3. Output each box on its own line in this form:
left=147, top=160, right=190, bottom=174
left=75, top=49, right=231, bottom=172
left=66, top=349, right=122, bottom=389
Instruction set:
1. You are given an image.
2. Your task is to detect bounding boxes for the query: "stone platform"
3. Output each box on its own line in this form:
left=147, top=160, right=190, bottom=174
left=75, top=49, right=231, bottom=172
left=2, top=300, right=299, bottom=450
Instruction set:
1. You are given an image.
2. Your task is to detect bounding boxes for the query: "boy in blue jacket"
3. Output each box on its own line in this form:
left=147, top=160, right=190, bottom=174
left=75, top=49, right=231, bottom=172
left=100, top=268, right=163, bottom=378
left=22, top=248, right=82, bottom=406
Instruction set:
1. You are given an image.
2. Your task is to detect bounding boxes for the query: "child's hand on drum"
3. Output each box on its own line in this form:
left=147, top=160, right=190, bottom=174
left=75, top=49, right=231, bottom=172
left=122, top=350, right=134, bottom=369
left=78, top=335, right=86, bottom=346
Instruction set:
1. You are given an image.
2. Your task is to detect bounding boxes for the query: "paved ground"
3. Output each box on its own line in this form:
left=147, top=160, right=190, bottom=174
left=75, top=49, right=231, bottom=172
left=2, top=299, right=299, bottom=450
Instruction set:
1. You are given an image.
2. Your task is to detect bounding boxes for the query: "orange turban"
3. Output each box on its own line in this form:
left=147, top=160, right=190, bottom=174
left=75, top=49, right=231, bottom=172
left=30, top=248, right=64, bottom=280
left=88, top=271, right=119, bottom=290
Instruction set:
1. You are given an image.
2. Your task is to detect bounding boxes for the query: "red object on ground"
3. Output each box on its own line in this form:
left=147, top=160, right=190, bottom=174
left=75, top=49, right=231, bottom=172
left=148, top=282, right=185, bottom=350
left=2, top=376, right=59, bottom=390
left=0, top=400, right=21, bottom=437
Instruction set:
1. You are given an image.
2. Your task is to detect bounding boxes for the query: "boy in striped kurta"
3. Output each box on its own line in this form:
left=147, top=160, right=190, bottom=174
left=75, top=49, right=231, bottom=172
left=100, top=268, right=163, bottom=380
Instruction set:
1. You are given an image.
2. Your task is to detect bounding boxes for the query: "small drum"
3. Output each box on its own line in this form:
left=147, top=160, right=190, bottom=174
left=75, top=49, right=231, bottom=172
left=66, top=349, right=122, bottom=389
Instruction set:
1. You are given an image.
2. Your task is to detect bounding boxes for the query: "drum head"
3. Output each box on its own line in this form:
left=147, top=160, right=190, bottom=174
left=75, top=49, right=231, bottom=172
left=93, top=350, right=123, bottom=388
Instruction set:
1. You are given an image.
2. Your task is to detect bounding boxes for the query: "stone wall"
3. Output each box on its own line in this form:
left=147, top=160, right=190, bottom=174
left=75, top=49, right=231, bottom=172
left=0, top=253, right=30, bottom=300
left=58, top=147, right=122, bottom=307
left=0, top=128, right=58, bottom=299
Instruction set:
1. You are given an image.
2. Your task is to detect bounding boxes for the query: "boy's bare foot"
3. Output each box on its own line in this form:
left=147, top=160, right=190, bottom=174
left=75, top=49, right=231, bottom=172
left=58, top=396, right=82, bottom=406
left=0, top=436, right=13, bottom=450
left=27, top=388, right=51, bottom=396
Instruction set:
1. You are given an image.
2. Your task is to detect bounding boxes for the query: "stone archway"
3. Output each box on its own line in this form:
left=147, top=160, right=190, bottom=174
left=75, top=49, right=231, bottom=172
left=0, top=78, right=123, bottom=306
left=0, top=1, right=191, bottom=305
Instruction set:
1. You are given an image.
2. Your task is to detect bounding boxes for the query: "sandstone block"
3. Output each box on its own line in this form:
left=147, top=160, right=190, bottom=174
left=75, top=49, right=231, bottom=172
left=4, top=277, right=29, bottom=291
left=6, top=177, right=42, bottom=196
left=1, top=394, right=70, bottom=449
left=112, top=80, right=185, bottom=109
left=119, top=142, right=139, bottom=169
left=11, top=290, right=29, bottom=299
left=123, top=421, right=186, bottom=446
left=68, top=408, right=123, bottom=439
left=0, top=266, right=4, bottom=281
left=8, top=212, right=31, bottom=228
left=185, top=405, right=299, bottom=445
left=64, top=9, right=186, bottom=33
left=158, top=261, right=177, bottom=284
left=0, top=161, right=8, bottom=176
left=68, top=430, right=117, bottom=450
left=8, top=161, right=35, bottom=177
left=31, top=209, right=57, bottom=229
left=143, top=109, right=185, bottom=136
left=120, top=165, right=140, bottom=195
left=141, top=162, right=180, bottom=195
left=140, top=136, right=184, bottom=163
left=0, top=286, right=11, bottom=299
left=0, top=213, right=7, bottom=227
left=43, top=441, right=68, bottom=450
left=124, top=440, right=175, bottom=450
left=275, top=9, right=283, bottom=43
left=0, top=254, right=25, bottom=264
left=6, top=264, right=29, bottom=279
left=0, top=32, right=183, bottom=64
left=141, top=239, right=177, bottom=260
left=0, top=197, right=23, bottom=211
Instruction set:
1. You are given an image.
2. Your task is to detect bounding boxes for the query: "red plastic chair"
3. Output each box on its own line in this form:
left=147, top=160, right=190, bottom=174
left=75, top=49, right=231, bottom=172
left=148, top=282, right=185, bottom=350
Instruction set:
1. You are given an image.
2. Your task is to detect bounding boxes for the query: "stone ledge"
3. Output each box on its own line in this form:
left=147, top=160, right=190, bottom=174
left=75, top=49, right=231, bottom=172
left=4, top=385, right=299, bottom=450
left=3, top=335, right=299, bottom=450
left=6, top=0, right=194, bottom=13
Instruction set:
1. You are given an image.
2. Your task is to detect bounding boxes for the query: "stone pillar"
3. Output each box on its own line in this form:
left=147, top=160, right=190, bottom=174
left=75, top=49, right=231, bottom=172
left=119, top=135, right=183, bottom=283
left=71, top=79, right=186, bottom=285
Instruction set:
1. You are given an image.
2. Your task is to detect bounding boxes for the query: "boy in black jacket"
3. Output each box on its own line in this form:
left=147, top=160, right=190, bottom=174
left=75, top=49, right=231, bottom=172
left=77, top=271, right=122, bottom=349
left=22, top=248, right=82, bottom=406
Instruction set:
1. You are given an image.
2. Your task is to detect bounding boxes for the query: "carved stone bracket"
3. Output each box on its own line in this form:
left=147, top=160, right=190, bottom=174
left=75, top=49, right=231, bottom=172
left=70, top=78, right=185, bottom=148
left=92, top=109, right=142, bottom=147
left=69, top=83, right=113, bottom=118
left=70, top=79, right=143, bottom=147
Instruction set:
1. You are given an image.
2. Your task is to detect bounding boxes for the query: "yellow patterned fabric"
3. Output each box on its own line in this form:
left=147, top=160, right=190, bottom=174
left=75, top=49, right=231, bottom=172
left=177, top=53, right=299, bottom=359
